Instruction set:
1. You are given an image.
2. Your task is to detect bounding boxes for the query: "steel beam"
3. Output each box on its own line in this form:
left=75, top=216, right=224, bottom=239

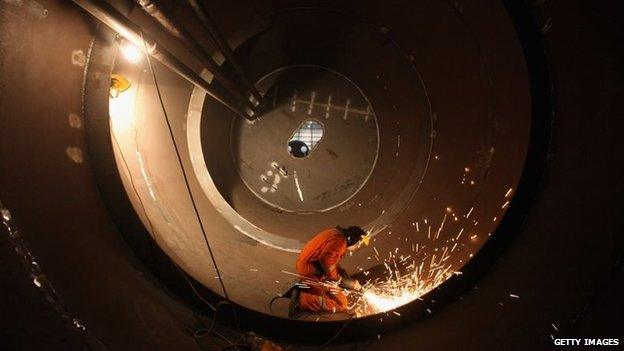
left=72, top=0, right=255, bottom=120
left=134, top=0, right=258, bottom=114
left=186, top=0, right=264, bottom=106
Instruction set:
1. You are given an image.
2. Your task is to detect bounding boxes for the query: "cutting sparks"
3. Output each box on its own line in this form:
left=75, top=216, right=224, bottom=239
left=308, top=191, right=517, bottom=317
left=362, top=289, right=420, bottom=313
left=351, top=241, right=458, bottom=315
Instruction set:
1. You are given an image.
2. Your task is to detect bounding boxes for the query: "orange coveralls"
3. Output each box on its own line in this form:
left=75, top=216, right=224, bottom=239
left=295, top=228, right=349, bottom=312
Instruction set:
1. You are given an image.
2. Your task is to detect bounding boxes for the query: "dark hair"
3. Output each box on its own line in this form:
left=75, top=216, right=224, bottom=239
left=337, top=226, right=366, bottom=246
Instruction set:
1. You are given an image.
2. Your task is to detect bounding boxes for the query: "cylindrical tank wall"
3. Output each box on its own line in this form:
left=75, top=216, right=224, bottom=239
left=1, top=0, right=623, bottom=350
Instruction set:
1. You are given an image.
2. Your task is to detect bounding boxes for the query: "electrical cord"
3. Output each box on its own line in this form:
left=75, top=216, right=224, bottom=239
left=268, top=295, right=289, bottom=314
left=137, top=29, right=361, bottom=351
left=114, top=128, right=228, bottom=308
left=193, top=300, right=230, bottom=339
left=110, top=131, right=158, bottom=253
left=268, top=284, right=297, bottom=314
left=111, top=131, right=235, bottom=350
left=140, top=31, right=239, bottom=328
left=318, top=314, right=354, bottom=350
left=174, top=263, right=217, bottom=311
left=193, top=302, right=251, bottom=351
left=109, top=32, right=243, bottom=350
left=111, top=126, right=219, bottom=312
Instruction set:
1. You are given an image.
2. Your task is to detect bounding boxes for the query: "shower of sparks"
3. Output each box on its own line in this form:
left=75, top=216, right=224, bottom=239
left=277, top=186, right=517, bottom=318
left=344, top=187, right=518, bottom=316
left=362, top=289, right=418, bottom=313
left=351, top=236, right=458, bottom=316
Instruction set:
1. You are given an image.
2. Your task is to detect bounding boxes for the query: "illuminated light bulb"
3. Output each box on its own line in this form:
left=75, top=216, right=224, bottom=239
left=120, top=41, right=143, bottom=63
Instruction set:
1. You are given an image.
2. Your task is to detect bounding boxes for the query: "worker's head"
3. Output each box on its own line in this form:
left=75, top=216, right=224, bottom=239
left=337, top=226, right=366, bottom=247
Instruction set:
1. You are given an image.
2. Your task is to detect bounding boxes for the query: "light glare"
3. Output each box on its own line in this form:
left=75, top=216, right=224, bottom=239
left=120, top=42, right=143, bottom=63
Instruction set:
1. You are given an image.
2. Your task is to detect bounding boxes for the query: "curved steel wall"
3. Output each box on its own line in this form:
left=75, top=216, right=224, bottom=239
left=1, top=0, right=623, bottom=350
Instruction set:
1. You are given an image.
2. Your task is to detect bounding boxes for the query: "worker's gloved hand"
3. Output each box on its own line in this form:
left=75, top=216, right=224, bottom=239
left=340, top=277, right=362, bottom=291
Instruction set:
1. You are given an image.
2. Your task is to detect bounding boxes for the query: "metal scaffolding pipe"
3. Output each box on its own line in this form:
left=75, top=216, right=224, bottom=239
left=71, top=0, right=255, bottom=120
left=186, top=0, right=264, bottom=105
left=134, top=0, right=259, bottom=114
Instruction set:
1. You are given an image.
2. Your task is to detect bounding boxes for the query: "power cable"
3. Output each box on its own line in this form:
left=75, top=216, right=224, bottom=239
left=318, top=314, right=354, bottom=350
left=193, top=300, right=231, bottom=339
left=110, top=132, right=161, bottom=272
left=138, top=29, right=353, bottom=351
left=140, top=31, right=239, bottom=326
left=111, top=128, right=219, bottom=312
left=174, top=263, right=217, bottom=311
left=112, top=131, right=236, bottom=351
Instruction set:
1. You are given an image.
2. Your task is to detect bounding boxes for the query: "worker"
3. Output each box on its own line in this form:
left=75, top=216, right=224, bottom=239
left=294, top=226, right=368, bottom=314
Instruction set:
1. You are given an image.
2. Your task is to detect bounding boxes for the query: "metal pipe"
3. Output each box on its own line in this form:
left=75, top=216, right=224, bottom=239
left=186, top=0, right=264, bottom=106
left=71, top=0, right=254, bottom=120
left=134, top=0, right=258, bottom=113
